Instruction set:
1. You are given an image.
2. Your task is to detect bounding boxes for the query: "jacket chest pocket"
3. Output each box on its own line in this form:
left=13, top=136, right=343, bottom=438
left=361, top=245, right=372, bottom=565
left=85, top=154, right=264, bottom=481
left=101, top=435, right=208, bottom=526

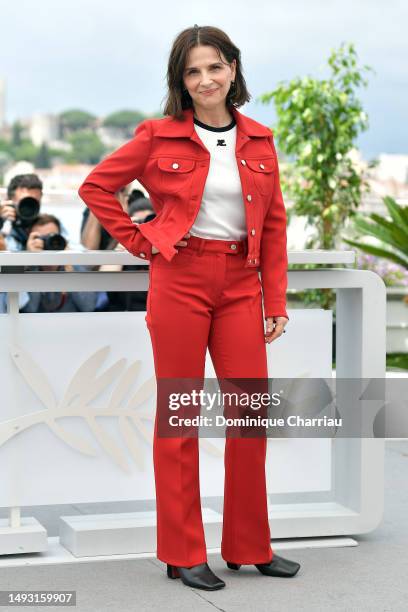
left=157, top=157, right=196, bottom=195
left=246, top=157, right=276, bottom=196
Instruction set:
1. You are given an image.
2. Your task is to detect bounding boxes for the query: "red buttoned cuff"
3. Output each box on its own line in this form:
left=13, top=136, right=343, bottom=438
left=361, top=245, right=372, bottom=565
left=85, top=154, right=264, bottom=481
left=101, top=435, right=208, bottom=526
left=264, top=303, right=289, bottom=321
left=127, top=232, right=154, bottom=261
left=265, top=314, right=289, bottom=321
left=136, top=222, right=178, bottom=261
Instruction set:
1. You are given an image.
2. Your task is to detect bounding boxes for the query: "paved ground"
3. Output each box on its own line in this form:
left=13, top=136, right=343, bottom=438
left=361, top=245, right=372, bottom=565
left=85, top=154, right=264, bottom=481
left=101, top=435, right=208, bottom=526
left=0, top=440, right=407, bottom=612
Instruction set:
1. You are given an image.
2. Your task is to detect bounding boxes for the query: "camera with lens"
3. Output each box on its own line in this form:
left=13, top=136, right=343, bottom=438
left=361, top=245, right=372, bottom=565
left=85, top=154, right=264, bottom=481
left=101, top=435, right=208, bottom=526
left=37, top=233, right=67, bottom=250
left=10, top=196, right=41, bottom=227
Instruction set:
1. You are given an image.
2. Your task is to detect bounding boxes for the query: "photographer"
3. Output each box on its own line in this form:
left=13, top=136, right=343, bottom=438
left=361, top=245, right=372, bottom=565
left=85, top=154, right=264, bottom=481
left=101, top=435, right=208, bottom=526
left=20, top=213, right=98, bottom=313
left=0, top=174, right=44, bottom=251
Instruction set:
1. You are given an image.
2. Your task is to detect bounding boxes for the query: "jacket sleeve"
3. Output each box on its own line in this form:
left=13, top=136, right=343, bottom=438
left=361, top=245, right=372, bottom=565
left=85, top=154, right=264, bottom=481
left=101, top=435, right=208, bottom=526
left=260, top=134, right=289, bottom=321
left=77, top=120, right=154, bottom=260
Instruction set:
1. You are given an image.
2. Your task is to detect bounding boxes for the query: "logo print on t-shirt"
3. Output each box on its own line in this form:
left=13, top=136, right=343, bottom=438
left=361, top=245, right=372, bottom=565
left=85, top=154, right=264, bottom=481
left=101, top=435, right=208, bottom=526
left=217, top=139, right=226, bottom=146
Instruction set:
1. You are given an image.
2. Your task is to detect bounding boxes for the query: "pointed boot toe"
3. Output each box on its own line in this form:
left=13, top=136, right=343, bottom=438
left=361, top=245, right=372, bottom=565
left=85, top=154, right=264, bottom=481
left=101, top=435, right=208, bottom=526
left=255, top=553, right=300, bottom=577
left=167, top=562, right=226, bottom=590
left=226, top=562, right=241, bottom=570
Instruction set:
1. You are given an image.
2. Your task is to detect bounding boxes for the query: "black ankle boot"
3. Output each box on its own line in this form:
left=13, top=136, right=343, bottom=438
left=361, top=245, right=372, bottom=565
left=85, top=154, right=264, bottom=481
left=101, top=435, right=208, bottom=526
left=227, top=553, right=300, bottom=577
left=167, top=562, right=226, bottom=590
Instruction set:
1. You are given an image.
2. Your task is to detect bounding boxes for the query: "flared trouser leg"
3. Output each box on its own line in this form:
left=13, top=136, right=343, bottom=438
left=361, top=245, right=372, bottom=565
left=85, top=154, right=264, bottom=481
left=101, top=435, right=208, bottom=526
left=208, top=300, right=273, bottom=565
left=146, top=246, right=273, bottom=566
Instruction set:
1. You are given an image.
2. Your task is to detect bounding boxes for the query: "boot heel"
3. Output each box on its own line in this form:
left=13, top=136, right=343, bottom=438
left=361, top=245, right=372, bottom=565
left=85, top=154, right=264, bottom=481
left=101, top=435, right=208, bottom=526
left=227, top=562, right=241, bottom=570
left=167, top=564, right=180, bottom=579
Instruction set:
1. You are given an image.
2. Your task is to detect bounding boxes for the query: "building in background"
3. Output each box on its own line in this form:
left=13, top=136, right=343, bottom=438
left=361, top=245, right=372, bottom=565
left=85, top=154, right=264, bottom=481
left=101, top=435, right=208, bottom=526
left=29, top=113, right=60, bottom=147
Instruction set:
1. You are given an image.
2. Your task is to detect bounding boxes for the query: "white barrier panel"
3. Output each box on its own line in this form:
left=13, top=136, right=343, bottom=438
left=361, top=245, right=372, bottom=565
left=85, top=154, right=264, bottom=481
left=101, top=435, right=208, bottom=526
left=0, top=250, right=386, bottom=559
left=0, top=308, right=332, bottom=507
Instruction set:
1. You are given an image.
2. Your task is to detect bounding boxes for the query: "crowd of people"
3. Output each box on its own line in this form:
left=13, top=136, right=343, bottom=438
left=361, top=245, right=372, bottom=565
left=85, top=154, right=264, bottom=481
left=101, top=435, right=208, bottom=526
left=0, top=173, right=154, bottom=313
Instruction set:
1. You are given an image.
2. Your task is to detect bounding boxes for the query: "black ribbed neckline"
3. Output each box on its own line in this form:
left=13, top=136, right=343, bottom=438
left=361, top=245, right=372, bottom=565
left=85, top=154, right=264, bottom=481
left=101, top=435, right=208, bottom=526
left=193, top=115, right=236, bottom=132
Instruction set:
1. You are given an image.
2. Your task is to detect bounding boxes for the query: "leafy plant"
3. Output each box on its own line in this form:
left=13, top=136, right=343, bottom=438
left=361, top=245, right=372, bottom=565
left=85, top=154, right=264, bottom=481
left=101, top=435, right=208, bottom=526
left=343, top=196, right=408, bottom=272
left=258, top=42, right=375, bottom=310
left=355, top=252, right=408, bottom=288
left=344, top=197, right=408, bottom=372
left=386, top=353, right=408, bottom=371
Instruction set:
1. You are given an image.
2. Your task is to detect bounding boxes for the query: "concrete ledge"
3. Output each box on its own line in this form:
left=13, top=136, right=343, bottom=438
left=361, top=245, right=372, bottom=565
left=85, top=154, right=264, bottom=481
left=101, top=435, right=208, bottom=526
left=0, top=516, right=47, bottom=555
left=59, top=508, right=222, bottom=557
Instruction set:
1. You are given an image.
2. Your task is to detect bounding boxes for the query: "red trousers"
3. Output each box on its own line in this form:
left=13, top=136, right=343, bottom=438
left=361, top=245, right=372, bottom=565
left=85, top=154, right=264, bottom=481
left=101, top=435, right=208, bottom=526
left=145, top=235, right=274, bottom=567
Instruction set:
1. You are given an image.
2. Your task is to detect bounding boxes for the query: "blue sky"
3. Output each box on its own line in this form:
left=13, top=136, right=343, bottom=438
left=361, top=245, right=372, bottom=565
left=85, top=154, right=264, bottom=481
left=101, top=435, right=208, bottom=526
left=1, top=0, right=407, bottom=159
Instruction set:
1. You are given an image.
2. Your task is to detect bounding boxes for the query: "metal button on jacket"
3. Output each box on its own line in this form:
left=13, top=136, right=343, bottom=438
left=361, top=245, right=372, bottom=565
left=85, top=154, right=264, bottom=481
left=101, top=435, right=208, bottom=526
left=230, top=244, right=237, bottom=250
left=251, top=229, right=256, bottom=236
left=241, top=159, right=246, bottom=166
left=139, top=252, right=146, bottom=258
left=172, top=162, right=179, bottom=169
left=246, top=194, right=252, bottom=202
left=259, top=163, right=265, bottom=169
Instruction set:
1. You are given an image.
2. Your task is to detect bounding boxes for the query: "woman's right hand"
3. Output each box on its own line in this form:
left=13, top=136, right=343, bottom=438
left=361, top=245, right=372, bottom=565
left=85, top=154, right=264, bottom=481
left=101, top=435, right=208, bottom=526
left=152, top=233, right=191, bottom=255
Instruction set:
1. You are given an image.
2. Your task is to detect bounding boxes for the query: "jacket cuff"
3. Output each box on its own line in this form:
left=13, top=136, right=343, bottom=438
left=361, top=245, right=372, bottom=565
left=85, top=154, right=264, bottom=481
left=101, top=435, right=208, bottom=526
left=264, top=303, right=289, bottom=321
left=264, top=314, right=289, bottom=321
left=137, top=222, right=178, bottom=261
left=127, top=233, right=154, bottom=261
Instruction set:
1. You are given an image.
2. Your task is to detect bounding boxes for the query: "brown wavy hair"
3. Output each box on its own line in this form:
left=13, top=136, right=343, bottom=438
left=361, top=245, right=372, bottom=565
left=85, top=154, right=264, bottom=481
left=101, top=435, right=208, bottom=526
left=162, top=25, right=251, bottom=120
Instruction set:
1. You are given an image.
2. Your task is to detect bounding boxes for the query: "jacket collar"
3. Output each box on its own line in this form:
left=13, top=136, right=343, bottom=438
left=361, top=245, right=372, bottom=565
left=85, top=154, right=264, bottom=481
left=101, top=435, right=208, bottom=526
left=155, top=105, right=272, bottom=139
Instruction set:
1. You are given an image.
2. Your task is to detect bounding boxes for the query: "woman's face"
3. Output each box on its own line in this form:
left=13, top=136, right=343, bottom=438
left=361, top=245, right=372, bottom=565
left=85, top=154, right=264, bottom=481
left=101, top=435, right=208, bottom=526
left=182, top=45, right=236, bottom=113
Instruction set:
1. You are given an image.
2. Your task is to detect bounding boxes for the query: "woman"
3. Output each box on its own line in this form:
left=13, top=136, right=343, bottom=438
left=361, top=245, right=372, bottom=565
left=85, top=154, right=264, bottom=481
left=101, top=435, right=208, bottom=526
left=78, top=25, right=300, bottom=591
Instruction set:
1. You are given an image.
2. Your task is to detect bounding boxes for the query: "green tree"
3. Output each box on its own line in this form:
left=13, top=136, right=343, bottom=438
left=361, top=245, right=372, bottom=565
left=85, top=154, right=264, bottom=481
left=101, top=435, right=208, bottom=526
left=0, top=138, right=12, bottom=155
left=13, top=140, right=38, bottom=163
left=11, top=121, right=23, bottom=147
left=67, top=131, right=106, bottom=164
left=258, top=42, right=375, bottom=309
left=103, top=110, right=146, bottom=138
left=59, top=109, right=96, bottom=135
left=35, top=142, right=51, bottom=168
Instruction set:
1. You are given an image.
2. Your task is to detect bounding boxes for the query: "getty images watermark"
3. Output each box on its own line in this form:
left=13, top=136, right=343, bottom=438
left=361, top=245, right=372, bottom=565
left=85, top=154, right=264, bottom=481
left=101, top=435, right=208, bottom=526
left=154, top=377, right=408, bottom=438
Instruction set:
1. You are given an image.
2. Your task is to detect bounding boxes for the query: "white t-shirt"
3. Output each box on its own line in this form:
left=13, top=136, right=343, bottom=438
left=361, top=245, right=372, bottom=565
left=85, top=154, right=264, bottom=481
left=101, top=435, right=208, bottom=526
left=190, top=115, right=247, bottom=241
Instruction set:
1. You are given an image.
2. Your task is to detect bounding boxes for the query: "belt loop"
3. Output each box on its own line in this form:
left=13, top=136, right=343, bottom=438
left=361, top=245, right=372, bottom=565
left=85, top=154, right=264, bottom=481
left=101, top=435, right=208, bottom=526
left=197, top=238, right=205, bottom=256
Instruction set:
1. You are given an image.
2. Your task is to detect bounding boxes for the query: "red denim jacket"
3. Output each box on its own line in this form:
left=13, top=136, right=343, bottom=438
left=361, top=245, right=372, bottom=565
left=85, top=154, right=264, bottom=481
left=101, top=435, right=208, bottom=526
left=78, top=105, right=289, bottom=320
